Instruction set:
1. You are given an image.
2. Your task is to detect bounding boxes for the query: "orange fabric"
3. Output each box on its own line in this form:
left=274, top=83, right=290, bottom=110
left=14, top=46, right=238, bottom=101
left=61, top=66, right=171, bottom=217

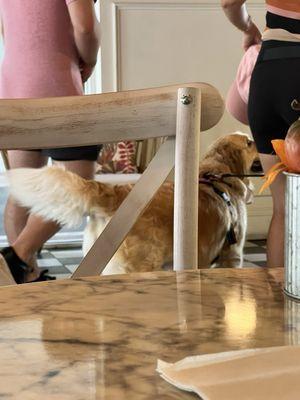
left=266, top=0, right=300, bottom=13
left=272, top=139, right=288, bottom=165
left=259, top=163, right=286, bottom=193
left=259, top=140, right=288, bottom=193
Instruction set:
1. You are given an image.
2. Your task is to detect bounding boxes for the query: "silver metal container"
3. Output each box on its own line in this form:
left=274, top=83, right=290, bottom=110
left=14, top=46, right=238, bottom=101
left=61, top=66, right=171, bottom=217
left=285, top=172, right=300, bottom=300
left=284, top=296, right=300, bottom=344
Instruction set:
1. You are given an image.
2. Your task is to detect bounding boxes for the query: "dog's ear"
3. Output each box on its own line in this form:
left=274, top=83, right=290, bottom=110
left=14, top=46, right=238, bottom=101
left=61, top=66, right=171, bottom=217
left=217, top=143, right=247, bottom=174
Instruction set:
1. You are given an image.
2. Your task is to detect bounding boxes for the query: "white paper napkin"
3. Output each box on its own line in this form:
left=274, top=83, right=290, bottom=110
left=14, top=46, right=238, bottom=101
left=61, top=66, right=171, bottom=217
left=157, top=346, right=300, bottom=400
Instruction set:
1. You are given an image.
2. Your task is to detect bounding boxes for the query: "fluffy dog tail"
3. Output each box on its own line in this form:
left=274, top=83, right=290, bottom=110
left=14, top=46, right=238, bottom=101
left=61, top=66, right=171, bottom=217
left=6, top=166, right=122, bottom=228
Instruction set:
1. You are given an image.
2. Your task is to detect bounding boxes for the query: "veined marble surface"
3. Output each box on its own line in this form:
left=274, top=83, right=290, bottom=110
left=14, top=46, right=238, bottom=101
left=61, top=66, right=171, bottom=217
left=0, top=268, right=296, bottom=399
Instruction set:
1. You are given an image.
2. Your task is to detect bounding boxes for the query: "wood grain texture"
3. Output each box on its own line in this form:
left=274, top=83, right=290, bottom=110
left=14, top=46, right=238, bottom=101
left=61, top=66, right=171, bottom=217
left=0, top=255, right=16, bottom=286
left=173, top=88, right=201, bottom=271
left=0, top=83, right=223, bottom=150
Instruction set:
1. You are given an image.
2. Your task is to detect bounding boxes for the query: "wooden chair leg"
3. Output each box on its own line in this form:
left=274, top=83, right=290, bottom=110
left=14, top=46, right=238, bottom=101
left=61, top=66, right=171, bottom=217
left=0, top=255, right=16, bottom=286
left=173, top=87, right=201, bottom=271
left=1, top=150, right=10, bottom=170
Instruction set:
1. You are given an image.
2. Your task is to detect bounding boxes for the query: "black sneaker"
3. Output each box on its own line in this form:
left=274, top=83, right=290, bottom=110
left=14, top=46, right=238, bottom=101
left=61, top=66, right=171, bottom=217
left=30, top=269, right=56, bottom=283
left=0, top=247, right=27, bottom=284
left=0, top=247, right=56, bottom=284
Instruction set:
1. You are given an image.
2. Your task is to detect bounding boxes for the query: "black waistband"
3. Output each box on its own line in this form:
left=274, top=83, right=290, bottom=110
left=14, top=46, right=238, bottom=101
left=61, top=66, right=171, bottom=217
left=267, top=12, right=300, bottom=34
left=259, top=45, right=300, bottom=61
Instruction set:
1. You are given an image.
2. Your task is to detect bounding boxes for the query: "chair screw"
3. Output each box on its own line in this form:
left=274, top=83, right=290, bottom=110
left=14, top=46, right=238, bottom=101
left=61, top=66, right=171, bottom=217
left=180, top=95, right=193, bottom=105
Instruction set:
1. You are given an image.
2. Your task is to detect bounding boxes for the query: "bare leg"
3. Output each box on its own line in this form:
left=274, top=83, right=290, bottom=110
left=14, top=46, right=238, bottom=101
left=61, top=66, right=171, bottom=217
left=259, top=153, right=285, bottom=268
left=10, top=159, right=96, bottom=275
left=4, top=150, right=48, bottom=243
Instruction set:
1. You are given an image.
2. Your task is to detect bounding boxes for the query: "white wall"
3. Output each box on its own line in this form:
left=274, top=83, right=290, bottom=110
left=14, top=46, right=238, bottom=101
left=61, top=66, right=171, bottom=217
left=100, top=0, right=271, bottom=237
left=84, top=2, right=102, bottom=94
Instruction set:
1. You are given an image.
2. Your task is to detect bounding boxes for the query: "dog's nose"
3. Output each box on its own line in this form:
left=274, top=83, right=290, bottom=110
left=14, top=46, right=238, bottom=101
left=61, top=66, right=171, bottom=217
left=251, top=158, right=263, bottom=173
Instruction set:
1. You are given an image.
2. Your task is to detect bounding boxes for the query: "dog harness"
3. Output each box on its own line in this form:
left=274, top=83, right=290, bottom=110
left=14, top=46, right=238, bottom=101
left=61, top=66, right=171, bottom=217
left=199, top=172, right=263, bottom=246
left=199, top=175, right=237, bottom=246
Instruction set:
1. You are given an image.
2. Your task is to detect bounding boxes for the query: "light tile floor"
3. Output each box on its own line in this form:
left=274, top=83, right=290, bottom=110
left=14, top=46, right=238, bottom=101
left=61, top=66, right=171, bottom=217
left=38, top=239, right=267, bottom=279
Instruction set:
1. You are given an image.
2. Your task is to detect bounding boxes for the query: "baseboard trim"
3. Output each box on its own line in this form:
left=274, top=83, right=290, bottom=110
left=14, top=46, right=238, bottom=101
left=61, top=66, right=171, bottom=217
left=0, top=231, right=83, bottom=249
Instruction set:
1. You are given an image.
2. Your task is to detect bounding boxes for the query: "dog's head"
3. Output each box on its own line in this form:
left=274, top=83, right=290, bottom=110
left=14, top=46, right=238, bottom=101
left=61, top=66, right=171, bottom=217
left=205, top=133, right=259, bottom=175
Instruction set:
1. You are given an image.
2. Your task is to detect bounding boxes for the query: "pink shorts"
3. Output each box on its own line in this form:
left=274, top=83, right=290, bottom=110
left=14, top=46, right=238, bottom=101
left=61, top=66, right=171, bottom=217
left=226, top=45, right=261, bottom=125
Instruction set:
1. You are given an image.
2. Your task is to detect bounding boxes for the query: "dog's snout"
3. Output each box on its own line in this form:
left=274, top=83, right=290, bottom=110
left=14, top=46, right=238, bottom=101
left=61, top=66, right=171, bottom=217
left=251, top=158, right=263, bottom=173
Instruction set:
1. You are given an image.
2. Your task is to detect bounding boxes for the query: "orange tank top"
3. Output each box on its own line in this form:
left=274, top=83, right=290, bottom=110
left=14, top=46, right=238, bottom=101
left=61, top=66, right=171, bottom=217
left=263, top=0, right=300, bottom=42
left=266, top=0, right=300, bottom=19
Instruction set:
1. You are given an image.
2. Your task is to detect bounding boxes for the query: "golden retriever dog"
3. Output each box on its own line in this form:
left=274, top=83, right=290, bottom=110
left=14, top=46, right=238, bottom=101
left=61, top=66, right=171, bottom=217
left=7, top=133, right=258, bottom=274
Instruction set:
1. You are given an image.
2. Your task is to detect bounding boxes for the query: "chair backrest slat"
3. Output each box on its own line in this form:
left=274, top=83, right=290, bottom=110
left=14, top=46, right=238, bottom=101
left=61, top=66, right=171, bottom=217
left=0, top=83, right=223, bottom=150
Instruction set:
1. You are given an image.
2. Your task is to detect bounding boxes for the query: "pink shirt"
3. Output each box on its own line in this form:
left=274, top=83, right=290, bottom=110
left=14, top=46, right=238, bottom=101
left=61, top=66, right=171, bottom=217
left=0, top=0, right=83, bottom=98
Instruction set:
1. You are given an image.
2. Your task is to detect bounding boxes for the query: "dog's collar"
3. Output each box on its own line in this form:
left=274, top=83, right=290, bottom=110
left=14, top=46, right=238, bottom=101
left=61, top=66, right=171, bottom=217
left=199, top=172, right=264, bottom=190
left=199, top=174, right=233, bottom=190
left=202, top=172, right=264, bottom=181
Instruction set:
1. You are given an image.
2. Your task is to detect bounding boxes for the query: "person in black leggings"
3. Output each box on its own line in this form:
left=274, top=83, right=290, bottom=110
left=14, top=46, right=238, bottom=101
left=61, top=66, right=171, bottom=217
left=222, top=0, right=300, bottom=268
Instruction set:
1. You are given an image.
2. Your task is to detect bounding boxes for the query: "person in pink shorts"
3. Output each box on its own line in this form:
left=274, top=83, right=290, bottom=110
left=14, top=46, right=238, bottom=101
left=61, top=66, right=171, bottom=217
left=226, top=44, right=260, bottom=126
left=0, top=0, right=100, bottom=283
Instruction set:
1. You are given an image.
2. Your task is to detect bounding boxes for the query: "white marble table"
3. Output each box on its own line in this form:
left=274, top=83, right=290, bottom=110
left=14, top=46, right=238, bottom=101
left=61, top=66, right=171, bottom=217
left=0, top=268, right=294, bottom=399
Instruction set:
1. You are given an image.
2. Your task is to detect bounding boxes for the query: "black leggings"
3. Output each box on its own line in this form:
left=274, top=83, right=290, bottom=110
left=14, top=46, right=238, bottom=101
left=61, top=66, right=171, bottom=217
left=30, top=145, right=102, bottom=161
left=248, top=41, right=300, bottom=154
left=41, top=145, right=102, bottom=161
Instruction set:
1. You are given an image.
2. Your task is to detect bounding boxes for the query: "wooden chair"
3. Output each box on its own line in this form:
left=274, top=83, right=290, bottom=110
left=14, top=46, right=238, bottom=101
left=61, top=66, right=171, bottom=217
left=1, top=150, right=9, bottom=170
left=0, top=83, right=224, bottom=280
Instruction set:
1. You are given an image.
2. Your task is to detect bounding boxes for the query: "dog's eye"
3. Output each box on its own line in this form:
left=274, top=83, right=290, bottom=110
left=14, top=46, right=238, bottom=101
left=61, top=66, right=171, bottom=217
left=247, top=140, right=253, bottom=147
